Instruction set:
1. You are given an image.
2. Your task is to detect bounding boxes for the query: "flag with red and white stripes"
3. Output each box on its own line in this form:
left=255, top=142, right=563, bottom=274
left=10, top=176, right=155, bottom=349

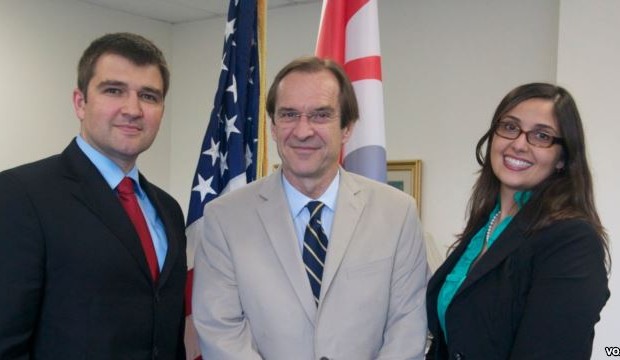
left=316, top=0, right=387, bottom=182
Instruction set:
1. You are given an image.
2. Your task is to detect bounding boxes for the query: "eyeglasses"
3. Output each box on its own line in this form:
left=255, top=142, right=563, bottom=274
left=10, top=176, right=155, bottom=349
left=275, top=110, right=337, bottom=126
left=494, top=119, right=564, bottom=148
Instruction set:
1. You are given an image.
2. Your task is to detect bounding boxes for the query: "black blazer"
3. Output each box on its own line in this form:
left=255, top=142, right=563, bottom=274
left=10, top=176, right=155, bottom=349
left=426, top=215, right=609, bottom=360
left=0, top=140, right=187, bottom=359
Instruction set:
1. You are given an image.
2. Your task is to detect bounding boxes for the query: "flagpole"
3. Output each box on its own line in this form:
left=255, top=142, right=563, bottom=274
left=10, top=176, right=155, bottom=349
left=257, top=0, right=268, bottom=178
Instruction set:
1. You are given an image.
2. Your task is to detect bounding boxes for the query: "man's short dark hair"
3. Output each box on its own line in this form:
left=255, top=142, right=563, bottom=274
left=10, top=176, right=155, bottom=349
left=77, top=32, right=169, bottom=100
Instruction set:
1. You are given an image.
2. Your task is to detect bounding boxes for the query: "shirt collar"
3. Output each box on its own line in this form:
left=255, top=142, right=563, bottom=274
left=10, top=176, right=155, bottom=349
left=282, top=171, right=340, bottom=217
left=494, top=190, right=532, bottom=215
left=75, top=135, right=143, bottom=195
left=513, top=190, right=532, bottom=207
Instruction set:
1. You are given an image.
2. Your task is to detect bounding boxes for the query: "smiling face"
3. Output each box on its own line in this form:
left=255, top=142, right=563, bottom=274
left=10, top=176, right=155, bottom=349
left=490, top=98, right=565, bottom=202
left=73, top=53, right=164, bottom=173
left=271, top=69, right=352, bottom=197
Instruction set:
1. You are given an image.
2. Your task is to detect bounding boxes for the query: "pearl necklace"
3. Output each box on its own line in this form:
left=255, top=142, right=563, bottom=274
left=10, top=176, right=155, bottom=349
left=470, top=211, right=503, bottom=270
left=483, top=211, right=501, bottom=250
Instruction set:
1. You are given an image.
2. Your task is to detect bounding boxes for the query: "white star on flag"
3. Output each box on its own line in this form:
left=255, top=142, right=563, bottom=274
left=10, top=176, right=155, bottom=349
left=219, top=151, right=228, bottom=176
left=249, top=66, right=255, bottom=84
left=245, top=144, right=253, bottom=169
left=220, top=53, right=228, bottom=72
left=226, top=75, right=238, bottom=103
left=192, top=174, right=217, bottom=202
left=202, top=138, right=220, bottom=166
left=225, top=114, right=240, bottom=140
left=225, top=18, right=236, bottom=42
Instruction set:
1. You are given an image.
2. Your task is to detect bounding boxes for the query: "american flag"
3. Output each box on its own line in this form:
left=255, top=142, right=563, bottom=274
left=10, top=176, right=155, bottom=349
left=184, top=1, right=263, bottom=358
left=316, top=0, right=387, bottom=182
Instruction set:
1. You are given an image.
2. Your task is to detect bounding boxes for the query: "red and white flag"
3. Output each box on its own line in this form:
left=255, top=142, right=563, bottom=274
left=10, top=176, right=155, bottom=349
left=316, top=0, right=387, bottom=182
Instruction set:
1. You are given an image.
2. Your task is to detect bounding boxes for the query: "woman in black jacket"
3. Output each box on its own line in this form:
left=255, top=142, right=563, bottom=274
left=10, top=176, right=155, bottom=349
left=426, top=83, right=609, bottom=359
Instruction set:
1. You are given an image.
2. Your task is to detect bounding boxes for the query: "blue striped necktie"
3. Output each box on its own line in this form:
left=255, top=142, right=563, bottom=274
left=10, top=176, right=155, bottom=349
left=303, top=201, right=329, bottom=306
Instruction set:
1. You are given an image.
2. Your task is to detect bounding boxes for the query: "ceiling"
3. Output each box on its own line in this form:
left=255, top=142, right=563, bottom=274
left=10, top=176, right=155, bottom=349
left=76, top=0, right=321, bottom=24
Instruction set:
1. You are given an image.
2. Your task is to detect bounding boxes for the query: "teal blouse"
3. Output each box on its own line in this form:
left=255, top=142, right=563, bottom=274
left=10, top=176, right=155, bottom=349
left=436, top=191, right=531, bottom=340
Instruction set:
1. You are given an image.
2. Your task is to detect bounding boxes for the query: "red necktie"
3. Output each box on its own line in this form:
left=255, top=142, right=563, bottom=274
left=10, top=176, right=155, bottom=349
left=117, top=177, right=159, bottom=282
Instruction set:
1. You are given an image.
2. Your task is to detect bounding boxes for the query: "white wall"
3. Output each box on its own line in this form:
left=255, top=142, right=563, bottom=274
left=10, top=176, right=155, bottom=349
left=379, top=0, right=559, bottom=260
left=557, top=1, right=620, bottom=358
left=0, top=0, right=172, bottom=188
left=0, top=0, right=617, bottom=356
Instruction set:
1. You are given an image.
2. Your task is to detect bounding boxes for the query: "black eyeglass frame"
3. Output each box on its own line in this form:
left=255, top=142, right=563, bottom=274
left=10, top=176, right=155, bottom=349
left=494, top=120, right=564, bottom=148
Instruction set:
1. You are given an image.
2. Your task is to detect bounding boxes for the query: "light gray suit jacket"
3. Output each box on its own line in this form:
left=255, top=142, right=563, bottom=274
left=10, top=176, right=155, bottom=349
left=192, top=169, right=428, bottom=360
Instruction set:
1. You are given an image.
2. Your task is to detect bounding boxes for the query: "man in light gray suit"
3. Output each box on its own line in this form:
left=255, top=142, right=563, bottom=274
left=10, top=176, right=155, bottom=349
left=192, top=56, right=428, bottom=359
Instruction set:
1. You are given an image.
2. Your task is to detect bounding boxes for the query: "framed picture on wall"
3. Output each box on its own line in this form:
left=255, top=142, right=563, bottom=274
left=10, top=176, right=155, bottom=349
left=387, top=160, right=422, bottom=215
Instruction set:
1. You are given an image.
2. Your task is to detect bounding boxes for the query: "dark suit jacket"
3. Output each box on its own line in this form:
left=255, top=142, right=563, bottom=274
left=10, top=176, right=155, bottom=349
left=426, top=215, right=609, bottom=360
left=0, top=140, right=187, bottom=360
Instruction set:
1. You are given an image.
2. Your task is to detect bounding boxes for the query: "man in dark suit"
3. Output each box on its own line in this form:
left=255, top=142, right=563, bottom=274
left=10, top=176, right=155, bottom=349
left=0, top=32, right=186, bottom=359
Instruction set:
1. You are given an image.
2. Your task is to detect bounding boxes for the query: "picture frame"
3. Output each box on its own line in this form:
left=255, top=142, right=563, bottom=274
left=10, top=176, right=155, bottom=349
left=387, top=160, right=422, bottom=214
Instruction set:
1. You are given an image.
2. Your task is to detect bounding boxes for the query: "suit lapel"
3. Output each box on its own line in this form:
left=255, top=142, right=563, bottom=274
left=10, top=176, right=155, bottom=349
left=60, top=140, right=155, bottom=284
left=320, top=170, right=364, bottom=303
left=426, top=239, right=467, bottom=334
left=456, top=216, right=526, bottom=295
left=427, top=216, right=527, bottom=334
left=139, top=175, right=180, bottom=288
left=257, top=171, right=317, bottom=322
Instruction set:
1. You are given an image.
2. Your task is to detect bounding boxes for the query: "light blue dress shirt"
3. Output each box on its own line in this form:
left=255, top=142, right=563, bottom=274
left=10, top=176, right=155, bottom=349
left=282, top=171, right=339, bottom=254
left=76, top=135, right=168, bottom=269
left=437, top=191, right=531, bottom=340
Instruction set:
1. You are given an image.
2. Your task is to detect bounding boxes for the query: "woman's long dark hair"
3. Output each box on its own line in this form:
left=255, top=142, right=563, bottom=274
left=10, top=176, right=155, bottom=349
left=459, top=83, right=609, bottom=268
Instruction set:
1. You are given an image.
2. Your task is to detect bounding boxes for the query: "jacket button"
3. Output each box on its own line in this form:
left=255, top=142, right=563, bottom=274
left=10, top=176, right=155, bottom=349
left=319, top=357, right=329, bottom=360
